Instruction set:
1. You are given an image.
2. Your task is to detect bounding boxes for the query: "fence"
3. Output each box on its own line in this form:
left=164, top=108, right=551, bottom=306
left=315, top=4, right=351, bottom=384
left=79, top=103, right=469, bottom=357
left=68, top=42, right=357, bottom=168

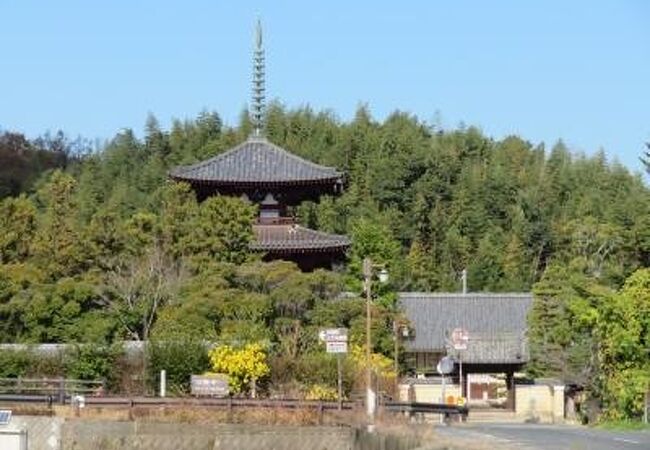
left=0, top=378, right=105, bottom=406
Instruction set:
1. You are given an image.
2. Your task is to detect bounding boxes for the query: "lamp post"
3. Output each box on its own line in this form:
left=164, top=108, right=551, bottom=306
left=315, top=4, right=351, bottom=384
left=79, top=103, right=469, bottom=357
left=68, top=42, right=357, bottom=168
left=362, top=257, right=388, bottom=432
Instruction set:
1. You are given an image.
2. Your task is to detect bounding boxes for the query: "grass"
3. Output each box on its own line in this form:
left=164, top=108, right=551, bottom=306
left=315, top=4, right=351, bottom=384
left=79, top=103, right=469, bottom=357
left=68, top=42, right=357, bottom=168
left=596, top=419, right=650, bottom=431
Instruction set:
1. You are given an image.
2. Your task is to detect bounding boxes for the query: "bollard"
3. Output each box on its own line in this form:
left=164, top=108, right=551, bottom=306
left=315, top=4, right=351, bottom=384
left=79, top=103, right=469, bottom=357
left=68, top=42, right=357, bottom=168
left=160, top=370, right=166, bottom=398
left=58, top=378, right=65, bottom=405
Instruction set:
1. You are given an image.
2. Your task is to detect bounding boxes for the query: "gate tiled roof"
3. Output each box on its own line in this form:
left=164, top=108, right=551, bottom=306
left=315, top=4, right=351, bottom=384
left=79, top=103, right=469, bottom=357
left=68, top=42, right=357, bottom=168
left=399, top=293, right=533, bottom=364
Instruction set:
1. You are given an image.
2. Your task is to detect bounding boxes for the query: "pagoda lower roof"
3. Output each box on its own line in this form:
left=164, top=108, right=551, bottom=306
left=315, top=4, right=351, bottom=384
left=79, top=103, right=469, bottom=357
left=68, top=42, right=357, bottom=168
left=251, top=224, right=350, bottom=254
left=170, top=136, right=343, bottom=187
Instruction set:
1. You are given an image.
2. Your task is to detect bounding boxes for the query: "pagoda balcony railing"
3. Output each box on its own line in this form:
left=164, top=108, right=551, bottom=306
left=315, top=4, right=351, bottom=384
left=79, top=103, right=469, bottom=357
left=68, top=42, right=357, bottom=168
left=256, top=216, right=297, bottom=225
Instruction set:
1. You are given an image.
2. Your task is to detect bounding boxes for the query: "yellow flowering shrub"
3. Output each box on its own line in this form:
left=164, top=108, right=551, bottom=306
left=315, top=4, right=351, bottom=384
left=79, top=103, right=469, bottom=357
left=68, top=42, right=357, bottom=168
left=349, top=343, right=397, bottom=397
left=349, top=343, right=395, bottom=377
left=208, top=342, right=270, bottom=394
left=305, top=384, right=339, bottom=401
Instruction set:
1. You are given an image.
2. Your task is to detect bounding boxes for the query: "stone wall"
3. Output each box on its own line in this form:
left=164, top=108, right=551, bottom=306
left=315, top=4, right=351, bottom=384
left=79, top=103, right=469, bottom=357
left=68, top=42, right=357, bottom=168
left=11, top=417, right=424, bottom=450
left=515, top=384, right=565, bottom=423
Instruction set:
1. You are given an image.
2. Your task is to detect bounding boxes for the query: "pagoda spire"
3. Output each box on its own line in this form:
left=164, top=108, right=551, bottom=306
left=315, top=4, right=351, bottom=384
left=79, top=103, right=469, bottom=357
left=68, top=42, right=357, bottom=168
left=251, top=19, right=265, bottom=137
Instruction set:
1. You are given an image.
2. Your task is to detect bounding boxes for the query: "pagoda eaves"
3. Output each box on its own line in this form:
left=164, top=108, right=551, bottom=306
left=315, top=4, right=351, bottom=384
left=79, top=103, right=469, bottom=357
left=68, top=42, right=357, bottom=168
left=252, top=224, right=351, bottom=253
left=170, top=136, right=343, bottom=189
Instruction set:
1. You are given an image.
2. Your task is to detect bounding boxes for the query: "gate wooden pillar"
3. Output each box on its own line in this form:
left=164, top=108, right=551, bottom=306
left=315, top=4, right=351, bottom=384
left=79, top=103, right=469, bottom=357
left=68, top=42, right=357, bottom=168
left=505, top=371, right=516, bottom=411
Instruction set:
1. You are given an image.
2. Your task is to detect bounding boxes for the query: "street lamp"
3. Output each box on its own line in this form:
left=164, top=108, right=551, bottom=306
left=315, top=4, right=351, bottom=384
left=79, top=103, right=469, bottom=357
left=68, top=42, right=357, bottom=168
left=362, top=257, right=388, bottom=431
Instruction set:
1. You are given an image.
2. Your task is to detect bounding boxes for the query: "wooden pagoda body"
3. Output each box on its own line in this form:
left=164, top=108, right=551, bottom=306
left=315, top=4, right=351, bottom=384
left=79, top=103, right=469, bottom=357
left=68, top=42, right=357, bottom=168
left=170, top=135, right=350, bottom=270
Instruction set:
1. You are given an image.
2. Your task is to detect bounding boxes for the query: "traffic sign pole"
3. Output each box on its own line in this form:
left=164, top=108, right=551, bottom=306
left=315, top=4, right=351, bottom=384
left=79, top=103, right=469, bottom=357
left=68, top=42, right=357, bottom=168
left=459, top=354, right=462, bottom=399
left=337, top=353, right=343, bottom=410
left=440, top=374, right=446, bottom=425
left=321, top=328, right=348, bottom=410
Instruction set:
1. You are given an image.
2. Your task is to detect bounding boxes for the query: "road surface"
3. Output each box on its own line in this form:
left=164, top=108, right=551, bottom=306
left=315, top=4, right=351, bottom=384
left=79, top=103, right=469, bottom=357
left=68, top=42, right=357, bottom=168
left=435, top=423, right=650, bottom=449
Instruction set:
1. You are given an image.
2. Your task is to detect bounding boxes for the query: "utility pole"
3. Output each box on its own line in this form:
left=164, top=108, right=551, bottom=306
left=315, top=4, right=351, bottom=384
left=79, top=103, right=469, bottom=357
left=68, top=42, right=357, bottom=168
left=363, top=257, right=375, bottom=431
left=362, top=258, right=389, bottom=431
left=393, top=320, right=399, bottom=376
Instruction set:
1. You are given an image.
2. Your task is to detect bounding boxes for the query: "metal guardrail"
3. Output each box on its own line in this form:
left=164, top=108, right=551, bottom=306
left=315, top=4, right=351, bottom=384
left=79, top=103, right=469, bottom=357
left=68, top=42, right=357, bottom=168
left=0, top=394, right=357, bottom=424
left=0, top=391, right=466, bottom=416
left=0, top=394, right=355, bottom=410
left=383, top=401, right=469, bottom=418
left=82, top=397, right=356, bottom=411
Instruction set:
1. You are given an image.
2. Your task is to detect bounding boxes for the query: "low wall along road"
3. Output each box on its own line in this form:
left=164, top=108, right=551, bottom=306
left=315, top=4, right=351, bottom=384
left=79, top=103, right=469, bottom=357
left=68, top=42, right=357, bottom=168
left=4, top=417, right=426, bottom=450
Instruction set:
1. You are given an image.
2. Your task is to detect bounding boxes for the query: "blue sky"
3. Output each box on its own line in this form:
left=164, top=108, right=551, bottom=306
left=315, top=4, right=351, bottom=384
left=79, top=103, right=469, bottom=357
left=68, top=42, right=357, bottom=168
left=1, top=1, right=648, bottom=176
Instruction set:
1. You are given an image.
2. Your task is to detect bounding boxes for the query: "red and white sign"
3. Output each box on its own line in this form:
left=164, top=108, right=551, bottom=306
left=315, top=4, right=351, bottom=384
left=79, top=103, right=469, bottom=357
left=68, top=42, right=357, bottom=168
left=451, top=328, right=469, bottom=350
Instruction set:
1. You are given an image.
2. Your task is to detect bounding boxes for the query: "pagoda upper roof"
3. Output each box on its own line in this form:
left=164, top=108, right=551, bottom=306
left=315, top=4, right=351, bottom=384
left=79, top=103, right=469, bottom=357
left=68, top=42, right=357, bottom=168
left=170, top=136, right=343, bottom=187
left=251, top=224, right=350, bottom=253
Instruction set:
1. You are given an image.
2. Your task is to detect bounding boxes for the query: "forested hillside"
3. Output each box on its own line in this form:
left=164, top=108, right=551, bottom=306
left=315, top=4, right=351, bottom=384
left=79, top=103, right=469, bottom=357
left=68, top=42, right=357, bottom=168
left=0, top=106, right=648, bottom=418
left=63, top=105, right=649, bottom=292
left=0, top=130, right=84, bottom=199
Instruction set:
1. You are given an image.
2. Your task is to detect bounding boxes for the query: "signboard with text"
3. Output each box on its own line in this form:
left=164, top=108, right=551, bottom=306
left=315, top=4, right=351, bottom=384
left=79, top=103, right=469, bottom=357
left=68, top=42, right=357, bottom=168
left=319, top=328, right=348, bottom=343
left=326, top=341, right=348, bottom=353
left=191, top=374, right=230, bottom=397
left=321, top=328, right=348, bottom=353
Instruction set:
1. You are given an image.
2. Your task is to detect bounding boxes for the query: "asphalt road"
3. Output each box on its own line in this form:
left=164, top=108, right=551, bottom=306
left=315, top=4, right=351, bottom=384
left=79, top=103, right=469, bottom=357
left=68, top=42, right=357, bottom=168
left=436, top=423, right=650, bottom=450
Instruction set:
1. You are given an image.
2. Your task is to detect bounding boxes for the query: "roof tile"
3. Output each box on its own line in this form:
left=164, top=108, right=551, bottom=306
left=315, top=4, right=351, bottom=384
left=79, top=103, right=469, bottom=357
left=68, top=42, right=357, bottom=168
left=170, top=136, right=343, bottom=185
left=399, top=293, right=533, bottom=364
left=252, top=224, right=350, bottom=252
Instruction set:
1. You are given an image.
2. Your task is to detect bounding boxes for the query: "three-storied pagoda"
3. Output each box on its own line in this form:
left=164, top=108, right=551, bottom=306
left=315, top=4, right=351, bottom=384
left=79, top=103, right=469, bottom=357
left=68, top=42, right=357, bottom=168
left=170, top=21, right=350, bottom=270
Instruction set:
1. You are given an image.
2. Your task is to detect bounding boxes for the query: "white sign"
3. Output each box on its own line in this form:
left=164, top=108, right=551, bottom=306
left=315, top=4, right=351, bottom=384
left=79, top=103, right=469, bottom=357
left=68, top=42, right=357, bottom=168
left=191, top=374, right=230, bottom=397
left=326, top=341, right=348, bottom=353
left=451, top=327, right=469, bottom=350
left=319, top=328, right=348, bottom=343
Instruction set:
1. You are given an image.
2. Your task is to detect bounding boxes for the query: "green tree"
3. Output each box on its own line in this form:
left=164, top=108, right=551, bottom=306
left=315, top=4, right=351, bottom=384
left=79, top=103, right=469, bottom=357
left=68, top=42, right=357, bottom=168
left=191, top=195, right=256, bottom=265
left=158, top=182, right=198, bottom=260
left=598, top=269, right=650, bottom=419
left=528, top=265, right=610, bottom=390
left=0, top=195, right=36, bottom=263
left=31, top=171, right=86, bottom=278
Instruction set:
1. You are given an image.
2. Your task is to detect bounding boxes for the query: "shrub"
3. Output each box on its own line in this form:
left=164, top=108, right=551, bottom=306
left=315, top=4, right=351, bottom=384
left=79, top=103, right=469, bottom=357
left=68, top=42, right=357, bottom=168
left=0, top=348, right=66, bottom=378
left=0, top=349, right=32, bottom=378
left=294, top=352, right=355, bottom=395
left=208, top=343, right=270, bottom=395
left=305, top=384, right=339, bottom=401
left=148, top=339, right=210, bottom=395
left=65, top=343, right=124, bottom=388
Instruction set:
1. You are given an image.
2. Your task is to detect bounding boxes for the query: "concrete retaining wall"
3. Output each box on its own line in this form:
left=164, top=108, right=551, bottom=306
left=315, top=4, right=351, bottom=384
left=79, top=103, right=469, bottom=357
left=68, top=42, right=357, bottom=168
left=12, top=417, right=424, bottom=450
left=515, top=384, right=564, bottom=423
